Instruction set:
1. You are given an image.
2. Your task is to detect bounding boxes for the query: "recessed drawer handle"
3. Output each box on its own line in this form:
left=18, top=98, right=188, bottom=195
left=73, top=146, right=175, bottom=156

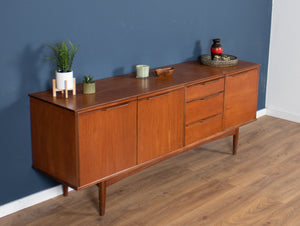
left=199, top=91, right=223, bottom=100
left=186, top=119, right=204, bottom=127
left=199, top=78, right=222, bottom=85
left=228, top=73, right=241, bottom=77
left=228, top=71, right=251, bottom=77
left=147, top=92, right=169, bottom=100
left=102, top=103, right=130, bottom=111
left=186, top=113, right=222, bottom=127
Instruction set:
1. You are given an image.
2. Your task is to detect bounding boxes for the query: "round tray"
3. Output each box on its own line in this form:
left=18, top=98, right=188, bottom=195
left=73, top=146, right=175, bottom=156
left=200, top=54, right=238, bottom=67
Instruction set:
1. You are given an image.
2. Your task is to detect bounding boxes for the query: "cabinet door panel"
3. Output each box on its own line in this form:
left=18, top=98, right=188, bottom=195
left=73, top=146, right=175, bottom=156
left=30, top=98, right=78, bottom=187
left=224, top=69, right=259, bottom=129
left=138, top=89, right=184, bottom=164
left=78, top=101, right=137, bottom=186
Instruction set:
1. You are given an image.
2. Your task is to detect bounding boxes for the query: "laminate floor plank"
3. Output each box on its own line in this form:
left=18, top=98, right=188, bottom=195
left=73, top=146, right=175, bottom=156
left=1, top=116, right=300, bottom=226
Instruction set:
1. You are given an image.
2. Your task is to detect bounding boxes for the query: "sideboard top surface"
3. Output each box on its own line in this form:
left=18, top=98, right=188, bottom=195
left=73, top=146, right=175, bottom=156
left=29, top=60, right=259, bottom=112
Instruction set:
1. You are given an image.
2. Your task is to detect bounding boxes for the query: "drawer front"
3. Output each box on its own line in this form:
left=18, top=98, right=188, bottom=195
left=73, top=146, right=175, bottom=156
left=186, top=78, right=224, bottom=102
left=185, top=114, right=223, bottom=145
left=185, top=92, right=224, bottom=125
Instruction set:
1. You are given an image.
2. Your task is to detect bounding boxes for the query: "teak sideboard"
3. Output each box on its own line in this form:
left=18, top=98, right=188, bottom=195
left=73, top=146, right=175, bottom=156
left=29, top=60, right=259, bottom=215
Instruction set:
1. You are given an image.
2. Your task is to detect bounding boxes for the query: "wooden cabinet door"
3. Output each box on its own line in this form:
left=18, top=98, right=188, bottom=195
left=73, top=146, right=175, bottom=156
left=138, top=89, right=184, bottom=164
left=30, top=98, right=78, bottom=187
left=78, top=100, right=137, bottom=186
left=224, top=69, right=259, bottom=129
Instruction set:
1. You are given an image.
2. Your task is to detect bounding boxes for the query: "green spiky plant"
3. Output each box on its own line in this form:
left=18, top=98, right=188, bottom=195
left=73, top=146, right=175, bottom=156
left=83, top=75, right=94, bottom=84
left=83, top=75, right=96, bottom=94
left=45, top=40, right=79, bottom=72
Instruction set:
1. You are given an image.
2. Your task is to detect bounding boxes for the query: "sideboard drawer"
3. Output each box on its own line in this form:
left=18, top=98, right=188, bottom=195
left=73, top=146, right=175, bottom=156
left=186, top=78, right=224, bottom=102
left=185, top=92, right=224, bottom=125
left=185, top=114, right=223, bottom=145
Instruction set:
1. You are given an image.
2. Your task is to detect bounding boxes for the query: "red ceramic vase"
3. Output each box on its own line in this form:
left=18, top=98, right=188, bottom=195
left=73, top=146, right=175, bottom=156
left=211, top=39, right=223, bottom=60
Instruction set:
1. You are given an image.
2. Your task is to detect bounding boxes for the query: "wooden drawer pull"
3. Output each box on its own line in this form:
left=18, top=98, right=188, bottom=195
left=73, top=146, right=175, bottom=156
left=187, top=91, right=223, bottom=103
left=186, top=113, right=222, bottom=127
left=228, top=73, right=241, bottom=77
left=199, top=91, right=223, bottom=100
left=199, top=78, right=222, bottom=85
left=228, top=70, right=252, bottom=77
left=102, top=103, right=130, bottom=111
left=147, top=92, right=169, bottom=100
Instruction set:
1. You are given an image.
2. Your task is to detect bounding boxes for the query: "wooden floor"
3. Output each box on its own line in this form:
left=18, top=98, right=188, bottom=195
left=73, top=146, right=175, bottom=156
left=1, top=116, right=300, bottom=226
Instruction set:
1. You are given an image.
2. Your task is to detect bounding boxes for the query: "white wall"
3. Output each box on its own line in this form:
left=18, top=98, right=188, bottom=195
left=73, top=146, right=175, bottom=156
left=267, top=0, right=300, bottom=123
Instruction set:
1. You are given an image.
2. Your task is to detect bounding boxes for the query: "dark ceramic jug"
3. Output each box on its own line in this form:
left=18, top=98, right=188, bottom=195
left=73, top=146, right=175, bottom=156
left=211, top=39, right=223, bottom=60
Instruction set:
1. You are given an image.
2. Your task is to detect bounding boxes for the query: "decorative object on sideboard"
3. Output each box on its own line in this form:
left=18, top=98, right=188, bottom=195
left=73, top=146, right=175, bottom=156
left=155, top=67, right=174, bottom=80
left=200, top=54, right=238, bottom=67
left=45, top=40, right=79, bottom=98
left=200, top=38, right=238, bottom=67
left=83, top=75, right=96, bottom=94
left=52, top=77, right=76, bottom=98
left=136, top=65, right=150, bottom=78
left=211, top=38, right=223, bottom=60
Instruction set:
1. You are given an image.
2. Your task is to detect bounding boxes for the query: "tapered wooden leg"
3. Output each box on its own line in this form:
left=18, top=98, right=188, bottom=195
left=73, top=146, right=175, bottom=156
left=98, top=181, right=106, bottom=216
left=52, top=79, right=56, bottom=97
left=73, top=78, right=76, bottom=95
left=233, top=128, right=239, bottom=155
left=63, top=184, right=68, bottom=196
left=65, top=80, right=68, bottom=98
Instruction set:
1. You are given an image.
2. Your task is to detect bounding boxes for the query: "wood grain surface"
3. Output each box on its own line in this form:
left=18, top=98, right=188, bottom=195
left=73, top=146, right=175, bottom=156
left=78, top=100, right=137, bottom=186
left=186, top=77, right=224, bottom=102
left=29, top=61, right=258, bottom=112
left=224, top=69, right=259, bottom=129
left=138, top=88, right=184, bottom=163
left=30, top=98, right=78, bottom=187
left=3, top=116, right=300, bottom=225
left=185, top=113, right=223, bottom=145
left=185, top=92, right=224, bottom=125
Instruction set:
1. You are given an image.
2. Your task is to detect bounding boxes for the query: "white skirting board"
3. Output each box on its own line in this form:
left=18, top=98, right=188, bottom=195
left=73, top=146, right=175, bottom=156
left=266, top=109, right=300, bottom=123
left=0, top=186, right=73, bottom=218
left=3, top=108, right=296, bottom=219
left=256, top=108, right=267, bottom=118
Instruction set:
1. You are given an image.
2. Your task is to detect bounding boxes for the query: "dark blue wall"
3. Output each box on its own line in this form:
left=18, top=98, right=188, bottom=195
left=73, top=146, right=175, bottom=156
left=0, top=0, right=272, bottom=205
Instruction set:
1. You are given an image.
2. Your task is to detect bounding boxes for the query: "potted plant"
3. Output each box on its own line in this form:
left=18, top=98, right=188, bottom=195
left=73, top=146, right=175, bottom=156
left=45, top=40, right=79, bottom=90
left=83, top=75, right=96, bottom=94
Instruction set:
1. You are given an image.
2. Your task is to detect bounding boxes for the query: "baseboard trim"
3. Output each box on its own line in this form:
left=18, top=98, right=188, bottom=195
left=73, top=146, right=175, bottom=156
left=256, top=108, right=267, bottom=118
left=0, top=107, right=294, bottom=218
left=0, top=185, right=73, bottom=218
left=266, top=109, right=300, bottom=123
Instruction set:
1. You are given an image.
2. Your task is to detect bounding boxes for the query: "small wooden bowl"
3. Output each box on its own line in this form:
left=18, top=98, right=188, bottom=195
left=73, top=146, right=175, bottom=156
left=155, top=67, right=174, bottom=79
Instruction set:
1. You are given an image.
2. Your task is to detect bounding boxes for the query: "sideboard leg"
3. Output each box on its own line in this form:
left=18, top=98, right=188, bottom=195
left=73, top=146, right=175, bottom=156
left=233, top=128, right=239, bottom=155
left=98, top=181, right=106, bottom=216
left=62, top=184, right=68, bottom=196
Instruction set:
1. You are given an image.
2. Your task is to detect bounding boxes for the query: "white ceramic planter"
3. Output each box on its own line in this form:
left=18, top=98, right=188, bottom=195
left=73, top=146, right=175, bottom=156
left=56, top=71, right=73, bottom=90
